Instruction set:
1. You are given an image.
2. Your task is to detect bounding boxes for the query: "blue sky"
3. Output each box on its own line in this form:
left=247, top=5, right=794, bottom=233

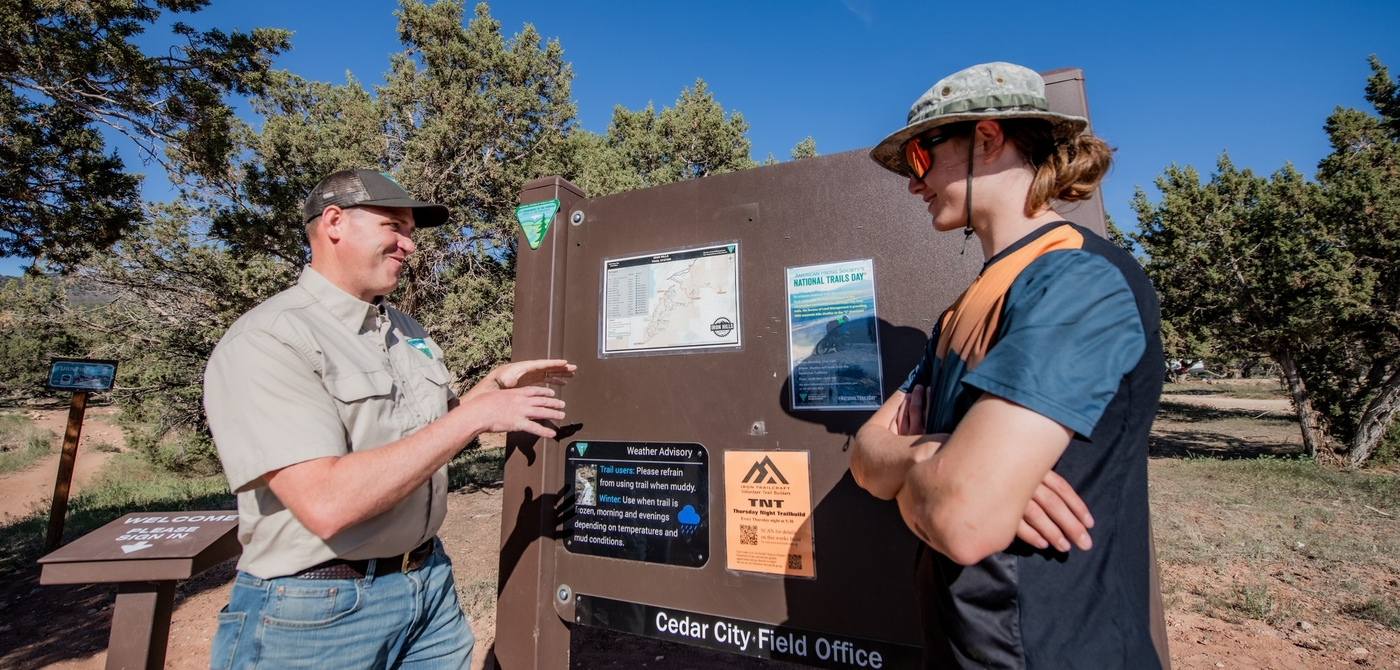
left=7, top=0, right=1397, bottom=275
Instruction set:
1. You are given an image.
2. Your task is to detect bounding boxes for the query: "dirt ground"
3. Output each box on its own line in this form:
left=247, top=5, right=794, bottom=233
left=1, top=393, right=1398, bottom=669
left=0, top=407, right=123, bottom=523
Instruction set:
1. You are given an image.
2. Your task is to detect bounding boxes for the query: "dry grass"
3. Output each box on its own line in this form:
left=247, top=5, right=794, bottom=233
left=1149, top=377, right=1400, bottom=649
left=0, top=412, right=54, bottom=475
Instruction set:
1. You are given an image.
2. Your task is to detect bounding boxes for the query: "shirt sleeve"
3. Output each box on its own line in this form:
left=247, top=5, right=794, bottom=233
left=898, top=326, right=940, bottom=394
left=204, top=329, right=347, bottom=493
left=960, top=250, right=1146, bottom=438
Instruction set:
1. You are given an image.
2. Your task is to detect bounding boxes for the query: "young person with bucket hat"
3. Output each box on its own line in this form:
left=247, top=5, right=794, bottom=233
left=850, top=63, right=1166, bottom=668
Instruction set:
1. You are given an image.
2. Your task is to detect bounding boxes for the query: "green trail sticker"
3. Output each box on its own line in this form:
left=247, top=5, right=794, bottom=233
left=575, top=442, right=588, bottom=456
left=514, top=199, right=560, bottom=250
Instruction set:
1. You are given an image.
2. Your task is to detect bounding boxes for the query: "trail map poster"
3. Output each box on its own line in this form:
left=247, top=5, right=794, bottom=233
left=601, top=242, right=741, bottom=356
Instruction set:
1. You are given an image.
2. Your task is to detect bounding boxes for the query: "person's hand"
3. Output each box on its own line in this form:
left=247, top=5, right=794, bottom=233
left=491, top=359, right=576, bottom=390
left=891, top=384, right=931, bottom=435
left=1016, top=470, right=1094, bottom=553
left=460, top=386, right=566, bottom=438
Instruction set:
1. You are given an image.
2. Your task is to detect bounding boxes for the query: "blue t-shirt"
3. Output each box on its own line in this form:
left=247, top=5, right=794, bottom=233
left=899, top=222, right=1164, bottom=670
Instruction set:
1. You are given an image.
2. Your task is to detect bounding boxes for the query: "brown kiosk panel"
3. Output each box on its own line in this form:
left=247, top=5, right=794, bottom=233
left=497, top=70, right=1155, bottom=669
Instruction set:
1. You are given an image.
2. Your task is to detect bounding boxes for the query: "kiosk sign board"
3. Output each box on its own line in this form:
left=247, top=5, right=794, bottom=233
left=496, top=68, right=1170, bottom=670
left=47, top=358, right=118, bottom=392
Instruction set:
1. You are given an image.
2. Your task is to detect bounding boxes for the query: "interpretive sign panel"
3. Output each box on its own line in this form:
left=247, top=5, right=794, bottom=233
left=564, top=441, right=709, bottom=567
left=575, top=594, right=921, bottom=670
left=47, top=358, right=119, bottom=392
left=600, top=242, right=740, bottom=356
left=786, top=260, right=882, bottom=410
left=724, top=450, right=814, bottom=578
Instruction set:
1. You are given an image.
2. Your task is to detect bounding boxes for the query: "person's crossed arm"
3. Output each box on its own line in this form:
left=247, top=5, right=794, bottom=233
left=851, top=385, right=1093, bottom=565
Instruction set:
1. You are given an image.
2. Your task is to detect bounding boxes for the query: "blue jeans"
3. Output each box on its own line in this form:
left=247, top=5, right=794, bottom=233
left=210, top=539, right=474, bottom=669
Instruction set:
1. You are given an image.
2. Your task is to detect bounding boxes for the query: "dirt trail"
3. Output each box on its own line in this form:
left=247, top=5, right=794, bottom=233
left=0, top=407, right=124, bottom=522
left=1159, top=394, right=1292, bottom=414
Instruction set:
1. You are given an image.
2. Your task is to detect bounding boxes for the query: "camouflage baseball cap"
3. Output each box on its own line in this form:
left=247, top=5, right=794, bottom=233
left=302, top=169, right=449, bottom=227
left=870, top=62, right=1089, bottom=176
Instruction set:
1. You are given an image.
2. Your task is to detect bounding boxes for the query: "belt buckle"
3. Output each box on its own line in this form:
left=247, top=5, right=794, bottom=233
left=401, top=551, right=411, bottom=572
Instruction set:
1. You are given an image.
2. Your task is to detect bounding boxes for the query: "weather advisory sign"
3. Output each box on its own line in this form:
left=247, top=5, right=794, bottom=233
left=601, top=242, right=740, bottom=356
left=724, top=450, right=814, bottom=578
left=565, top=440, right=709, bottom=568
left=786, top=259, right=883, bottom=410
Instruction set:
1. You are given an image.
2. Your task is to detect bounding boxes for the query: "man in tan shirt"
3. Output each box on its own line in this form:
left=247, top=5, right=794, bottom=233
left=203, top=169, right=573, bottom=669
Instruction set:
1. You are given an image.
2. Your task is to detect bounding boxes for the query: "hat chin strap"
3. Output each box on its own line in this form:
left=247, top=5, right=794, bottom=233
left=961, top=134, right=975, bottom=257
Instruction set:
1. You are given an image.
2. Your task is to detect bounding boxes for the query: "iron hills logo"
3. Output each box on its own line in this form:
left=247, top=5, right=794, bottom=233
left=742, top=456, right=789, bottom=485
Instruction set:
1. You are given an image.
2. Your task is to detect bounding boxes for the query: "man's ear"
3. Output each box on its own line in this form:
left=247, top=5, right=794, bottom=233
left=319, top=205, right=346, bottom=243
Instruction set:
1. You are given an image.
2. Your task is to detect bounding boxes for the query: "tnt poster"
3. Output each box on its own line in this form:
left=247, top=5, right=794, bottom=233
left=724, top=450, right=814, bottom=578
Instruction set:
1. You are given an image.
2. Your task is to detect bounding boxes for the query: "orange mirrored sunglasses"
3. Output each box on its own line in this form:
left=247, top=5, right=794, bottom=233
left=903, top=133, right=950, bottom=179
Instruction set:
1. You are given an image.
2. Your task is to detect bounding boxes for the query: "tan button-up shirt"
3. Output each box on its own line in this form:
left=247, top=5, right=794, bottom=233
left=204, top=267, right=454, bottom=578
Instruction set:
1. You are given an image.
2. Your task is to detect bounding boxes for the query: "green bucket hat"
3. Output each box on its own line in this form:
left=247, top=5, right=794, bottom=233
left=870, top=62, right=1089, bottom=176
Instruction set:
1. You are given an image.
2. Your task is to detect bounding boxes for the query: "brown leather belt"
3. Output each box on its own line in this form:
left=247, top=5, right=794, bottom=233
left=293, top=538, right=435, bottom=579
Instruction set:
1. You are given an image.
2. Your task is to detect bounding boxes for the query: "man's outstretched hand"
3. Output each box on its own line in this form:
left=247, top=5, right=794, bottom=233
left=490, top=359, right=576, bottom=390
left=465, top=386, right=566, bottom=438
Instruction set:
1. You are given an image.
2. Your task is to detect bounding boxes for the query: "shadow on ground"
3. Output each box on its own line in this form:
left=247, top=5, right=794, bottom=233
left=1150, top=401, right=1303, bottom=460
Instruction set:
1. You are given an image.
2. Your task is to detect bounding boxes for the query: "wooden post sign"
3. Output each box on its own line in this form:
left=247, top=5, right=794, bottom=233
left=45, top=358, right=118, bottom=551
left=39, top=511, right=240, bottom=670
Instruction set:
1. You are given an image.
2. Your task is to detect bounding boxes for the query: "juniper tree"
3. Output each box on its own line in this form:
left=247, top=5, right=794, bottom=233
left=1134, top=57, right=1400, bottom=465
left=0, top=0, right=288, bottom=269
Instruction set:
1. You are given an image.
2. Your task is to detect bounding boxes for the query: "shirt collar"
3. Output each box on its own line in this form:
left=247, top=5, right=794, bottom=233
left=299, top=267, right=383, bottom=333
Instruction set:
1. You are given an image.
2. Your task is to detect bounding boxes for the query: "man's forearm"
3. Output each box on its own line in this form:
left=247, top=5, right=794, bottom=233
left=266, top=405, right=487, bottom=539
left=267, top=386, right=563, bottom=540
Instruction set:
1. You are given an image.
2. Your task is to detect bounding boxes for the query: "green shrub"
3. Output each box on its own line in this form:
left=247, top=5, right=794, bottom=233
left=1370, top=421, right=1400, bottom=466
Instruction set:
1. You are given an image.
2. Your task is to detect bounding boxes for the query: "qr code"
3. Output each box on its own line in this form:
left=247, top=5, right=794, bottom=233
left=739, top=525, right=758, bottom=545
left=787, top=554, right=803, bottom=570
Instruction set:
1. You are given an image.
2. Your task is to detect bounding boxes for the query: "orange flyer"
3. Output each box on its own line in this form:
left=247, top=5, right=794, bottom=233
left=723, top=450, right=814, bottom=578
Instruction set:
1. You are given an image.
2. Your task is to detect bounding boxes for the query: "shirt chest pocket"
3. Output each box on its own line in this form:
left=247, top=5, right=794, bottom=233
left=322, top=370, right=396, bottom=448
left=324, top=369, right=394, bottom=404
left=411, top=360, right=451, bottom=423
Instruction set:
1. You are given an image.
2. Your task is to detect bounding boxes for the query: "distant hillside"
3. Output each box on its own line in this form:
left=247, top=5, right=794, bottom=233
left=1, top=274, right=117, bottom=304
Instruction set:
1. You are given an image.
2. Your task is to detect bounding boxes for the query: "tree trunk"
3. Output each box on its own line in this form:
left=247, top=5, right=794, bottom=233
left=1275, top=348, right=1329, bottom=459
left=1348, top=362, right=1400, bottom=468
